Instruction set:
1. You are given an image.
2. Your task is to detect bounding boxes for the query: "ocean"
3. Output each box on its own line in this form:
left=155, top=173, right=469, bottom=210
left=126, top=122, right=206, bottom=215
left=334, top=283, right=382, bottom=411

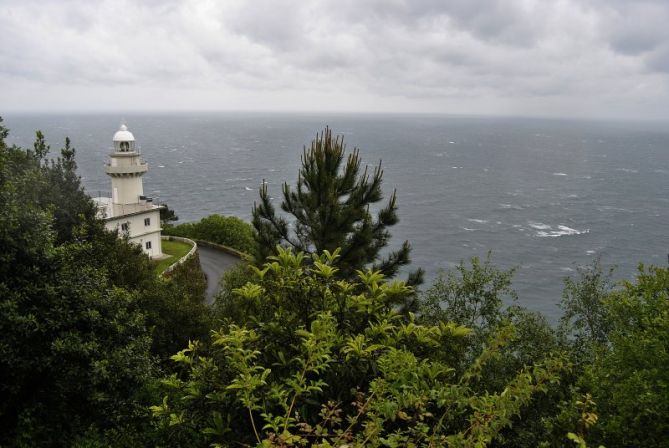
left=4, top=112, right=668, bottom=321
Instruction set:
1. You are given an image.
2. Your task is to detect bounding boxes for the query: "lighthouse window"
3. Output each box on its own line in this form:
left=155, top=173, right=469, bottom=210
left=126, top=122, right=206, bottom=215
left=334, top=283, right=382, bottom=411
left=121, top=222, right=129, bottom=232
left=144, top=218, right=151, bottom=226
left=145, top=241, right=152, bottom=250
left=120, top=141, right=130, bottom=152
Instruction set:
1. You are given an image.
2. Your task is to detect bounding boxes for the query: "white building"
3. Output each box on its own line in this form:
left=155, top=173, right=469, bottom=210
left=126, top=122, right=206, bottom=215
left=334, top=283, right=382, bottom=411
left=93, top=124, right=164, bottom=258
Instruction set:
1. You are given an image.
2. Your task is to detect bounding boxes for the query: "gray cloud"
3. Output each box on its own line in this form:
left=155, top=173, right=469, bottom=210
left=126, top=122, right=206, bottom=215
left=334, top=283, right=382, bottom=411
left=588, top=0, right=669, bottom=75
left=0, top=0, right=668, bottom=119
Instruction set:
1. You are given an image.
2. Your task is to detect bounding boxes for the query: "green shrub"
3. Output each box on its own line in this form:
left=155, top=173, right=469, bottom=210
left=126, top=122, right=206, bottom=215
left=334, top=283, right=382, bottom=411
left=213, top=261, right=255, bottom=322
left=140, top=253, right=212, bottom=363
left=164, top=214, right=255, bottom=254
left=581, top=265, right=669, bottom=447
left=152, top=247, right=567, bottom=447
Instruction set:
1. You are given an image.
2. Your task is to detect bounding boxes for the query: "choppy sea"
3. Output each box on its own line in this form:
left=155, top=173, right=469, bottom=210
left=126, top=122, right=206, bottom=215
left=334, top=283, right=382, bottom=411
left=5, top=112, right=669, bottom=321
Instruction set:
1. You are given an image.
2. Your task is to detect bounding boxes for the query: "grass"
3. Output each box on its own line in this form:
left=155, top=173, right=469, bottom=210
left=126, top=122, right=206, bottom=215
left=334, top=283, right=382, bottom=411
left=154, top=239, right=193, bottom=274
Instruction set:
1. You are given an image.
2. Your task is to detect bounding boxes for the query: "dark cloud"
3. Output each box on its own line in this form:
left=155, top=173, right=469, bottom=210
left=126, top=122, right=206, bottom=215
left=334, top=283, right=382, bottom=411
left=589, top=0, right=669, bottom=75
left=647, top=46, right=669, bottom=73
left=608, top=8, right=667, bottom=53
left=229, top=0, right=305, bottom=51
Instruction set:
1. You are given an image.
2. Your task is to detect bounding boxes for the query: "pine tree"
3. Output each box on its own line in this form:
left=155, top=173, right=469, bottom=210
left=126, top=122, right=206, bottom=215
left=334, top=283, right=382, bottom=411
left=159, top=203, right=179, bottom=226
left=252, top=127, right=423, bottom=286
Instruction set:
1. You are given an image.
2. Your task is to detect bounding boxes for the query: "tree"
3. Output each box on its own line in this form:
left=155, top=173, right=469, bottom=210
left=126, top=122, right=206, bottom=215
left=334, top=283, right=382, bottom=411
left=19, top=129, right=99, bottom=245
left=139, top=253, right=212, bottom=362
left=252, top=127, right=423, bottom=287
left=152, top=247, right=567, bottom=447
left=0, top=116, right=8, bottom=150
left=0, top=120, right=214, bottom=446
left=0, top=125, right=155, bottom=446
left=41, top=136, right=98, bottom=244
left=559, top=259, right=614, bottom=351
left=165, top=214, right=256, bottom=254
left=0, top=118, right=234, bottom=446
left=419, top=254, right=517, bottom=331
left=578, top=265, right=669, bottom=447
left=418, top=255, right=569, bottom=447
left=160, top=203, right=179, bottom=226
left=544, top=263, right=669, bottom=448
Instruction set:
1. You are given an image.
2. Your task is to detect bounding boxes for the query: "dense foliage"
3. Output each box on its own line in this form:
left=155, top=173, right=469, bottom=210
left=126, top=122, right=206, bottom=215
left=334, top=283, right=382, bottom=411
left=141, top=253, right=212, bottom=362
left=0, top=119, right=151, bottom=445
left=160, top=203, right=179, bottom=226
left=578, top=265, right=669, bottom=447
left=418, top=256, right=569, bottom=447
left=164, top=213, right=256, bottom=254
left=252, top=127, right=423, bottom=287
left=0, top=118, right=212, bottom=446
left=153, top=247, right=567, bottom=447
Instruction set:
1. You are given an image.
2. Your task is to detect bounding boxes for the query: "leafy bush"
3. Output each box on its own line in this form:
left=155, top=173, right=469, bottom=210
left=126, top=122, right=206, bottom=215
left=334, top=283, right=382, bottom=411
left=580, top=265, right=669, bottom=447
left=559, top=259, right=615, bottom=356
left=213, top=260, right=256, bottom=322
left=164, top=214, right=255, bottom=255
left=152, top=247, right=567, bottom=447
left=140, top=253, right=212, bottom=363
left=418, top=255, right=570, bottom=447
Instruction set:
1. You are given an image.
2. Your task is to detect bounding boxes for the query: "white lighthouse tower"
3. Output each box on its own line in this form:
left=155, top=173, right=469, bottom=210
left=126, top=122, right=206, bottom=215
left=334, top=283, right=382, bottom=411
left=108, top=124, right=146, bottom=204
left=93, top=124, right=164, bottom=258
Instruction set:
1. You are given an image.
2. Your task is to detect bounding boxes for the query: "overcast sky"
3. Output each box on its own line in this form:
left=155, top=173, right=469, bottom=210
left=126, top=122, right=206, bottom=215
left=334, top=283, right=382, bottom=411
left=1, top=0, right=668, bottom=120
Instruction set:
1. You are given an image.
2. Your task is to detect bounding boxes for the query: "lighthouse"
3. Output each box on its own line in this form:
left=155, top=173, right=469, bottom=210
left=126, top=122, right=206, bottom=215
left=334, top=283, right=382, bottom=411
left=93, top=124, right=164, bottom=258
left=108, top=124, right=147, bottom=204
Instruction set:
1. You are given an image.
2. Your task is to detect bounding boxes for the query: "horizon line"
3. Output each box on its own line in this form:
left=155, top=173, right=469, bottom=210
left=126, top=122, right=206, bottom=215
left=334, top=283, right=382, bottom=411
left=2, top=109, right=668, bottom=125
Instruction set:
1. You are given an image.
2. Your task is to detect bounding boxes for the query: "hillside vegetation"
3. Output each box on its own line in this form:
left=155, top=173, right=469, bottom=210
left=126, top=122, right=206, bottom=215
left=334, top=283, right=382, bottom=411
left=164, top=214, right=256, bottom=255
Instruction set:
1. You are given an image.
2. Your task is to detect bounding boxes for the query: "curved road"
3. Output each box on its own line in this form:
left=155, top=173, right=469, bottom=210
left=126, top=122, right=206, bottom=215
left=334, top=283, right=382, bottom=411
left=197, top=245, right=242, bottom=305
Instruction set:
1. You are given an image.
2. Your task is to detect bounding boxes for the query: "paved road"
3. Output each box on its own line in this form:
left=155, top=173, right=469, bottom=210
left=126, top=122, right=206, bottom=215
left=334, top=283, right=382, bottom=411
left=197, top=245, right=241, bottom=305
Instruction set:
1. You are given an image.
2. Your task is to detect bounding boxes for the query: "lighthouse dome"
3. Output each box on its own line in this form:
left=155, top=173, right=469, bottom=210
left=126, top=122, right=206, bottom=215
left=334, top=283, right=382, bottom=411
left=113, top=124, right=135, bottom=142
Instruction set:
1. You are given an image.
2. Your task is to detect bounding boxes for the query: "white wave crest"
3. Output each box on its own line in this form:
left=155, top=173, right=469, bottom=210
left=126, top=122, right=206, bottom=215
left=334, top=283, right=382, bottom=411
left=499, top=203, right=523, bottom=210
left=529, top=222, right=551, bottom=230
left=536, top=225, right=590, bottom=238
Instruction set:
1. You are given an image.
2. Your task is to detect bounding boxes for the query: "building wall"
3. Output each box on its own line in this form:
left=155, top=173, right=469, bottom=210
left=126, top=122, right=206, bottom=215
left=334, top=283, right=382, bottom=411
left=111, top=176, right=144, bottom=204
left=109, top=153, right=141, bottom=168
left=130, top=230, right=163, bottom=258
left=104, top=208, right=163, bottom=258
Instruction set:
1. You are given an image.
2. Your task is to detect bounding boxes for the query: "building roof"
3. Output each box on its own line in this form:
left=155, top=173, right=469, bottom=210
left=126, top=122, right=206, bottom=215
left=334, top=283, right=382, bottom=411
left=93, top=196, right=162, bottom=220
left=113, top=124, right=135, bottom=142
